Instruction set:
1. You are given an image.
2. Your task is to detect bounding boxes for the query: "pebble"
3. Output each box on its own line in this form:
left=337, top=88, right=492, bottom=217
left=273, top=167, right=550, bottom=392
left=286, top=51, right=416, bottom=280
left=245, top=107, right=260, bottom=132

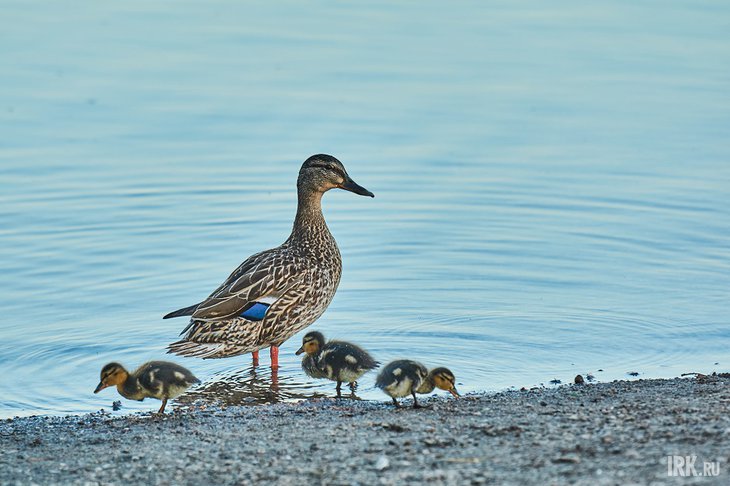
left=0, top=377, right=725, bottom=486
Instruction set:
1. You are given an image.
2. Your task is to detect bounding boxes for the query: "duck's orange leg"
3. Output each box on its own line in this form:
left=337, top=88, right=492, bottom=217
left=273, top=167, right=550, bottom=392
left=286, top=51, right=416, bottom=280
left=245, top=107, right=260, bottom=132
left=270, top=346, right=279, bottom=369
left=252, top=350, right=260, bottom=367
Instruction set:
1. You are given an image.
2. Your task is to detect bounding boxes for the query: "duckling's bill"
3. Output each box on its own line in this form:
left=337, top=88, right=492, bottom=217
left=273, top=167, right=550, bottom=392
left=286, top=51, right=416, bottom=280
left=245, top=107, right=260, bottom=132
left=93, top=382, right=108, bottom=394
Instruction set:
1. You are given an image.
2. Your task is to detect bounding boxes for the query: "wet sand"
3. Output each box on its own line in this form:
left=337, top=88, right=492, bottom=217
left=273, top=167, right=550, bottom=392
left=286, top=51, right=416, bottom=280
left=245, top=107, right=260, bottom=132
left=1, top=376, right=728, bottom=485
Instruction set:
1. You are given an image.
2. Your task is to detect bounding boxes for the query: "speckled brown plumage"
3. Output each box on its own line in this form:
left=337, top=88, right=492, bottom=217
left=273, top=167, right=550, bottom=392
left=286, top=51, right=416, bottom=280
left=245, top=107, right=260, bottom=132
left=165, top=154, right=373, bottom=359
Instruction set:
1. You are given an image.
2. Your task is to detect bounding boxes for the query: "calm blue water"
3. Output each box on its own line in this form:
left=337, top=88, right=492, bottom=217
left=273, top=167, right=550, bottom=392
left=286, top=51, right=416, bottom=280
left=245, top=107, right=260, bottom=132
left=1, top=1, right=729, bottom=418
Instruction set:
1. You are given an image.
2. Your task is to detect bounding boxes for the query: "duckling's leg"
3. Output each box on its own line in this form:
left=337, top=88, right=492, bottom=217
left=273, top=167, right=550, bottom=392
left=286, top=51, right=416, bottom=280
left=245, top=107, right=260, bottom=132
left=349, top=381, right=357, bottom=392
left=252, top=350, right=260, bottom=367
left=336, top=381, right=342, bottom=397
left=270, top=346, right=279, bottom=368
left=158, top=398, right=168, bottom=414
left=391, top=397, right=401, bottom=408
left=411, top=392, right=425, bottom=409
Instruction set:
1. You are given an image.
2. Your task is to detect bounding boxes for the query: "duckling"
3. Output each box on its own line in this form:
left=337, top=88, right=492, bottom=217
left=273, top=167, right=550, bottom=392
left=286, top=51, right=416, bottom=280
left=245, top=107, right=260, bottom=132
left=375, top=360, right=459, bottom=408
left=94, top=361, right=200, bottom=413
left=295, top=331, right=328, bottom=380
left=295, top=331, right=379, bottom=396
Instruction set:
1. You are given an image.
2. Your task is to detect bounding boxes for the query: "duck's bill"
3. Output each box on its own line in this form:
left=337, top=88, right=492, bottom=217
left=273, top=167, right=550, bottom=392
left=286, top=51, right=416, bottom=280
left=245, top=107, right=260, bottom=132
left=93, top=382, right=109, bottom=394
left=295, top=346, right=305, bottom=355
left=449, top=388, right=460, bottom=398
left=339, top=178, right=374, bottom=197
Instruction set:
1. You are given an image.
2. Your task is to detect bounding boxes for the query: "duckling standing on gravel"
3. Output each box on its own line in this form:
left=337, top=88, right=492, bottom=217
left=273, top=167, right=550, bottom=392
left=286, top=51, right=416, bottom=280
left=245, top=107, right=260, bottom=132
left=376, top=360, right=459, bottom=408
left=94, top=361, right=200, bottom=413
left=295, top=331, right=379, bottom=396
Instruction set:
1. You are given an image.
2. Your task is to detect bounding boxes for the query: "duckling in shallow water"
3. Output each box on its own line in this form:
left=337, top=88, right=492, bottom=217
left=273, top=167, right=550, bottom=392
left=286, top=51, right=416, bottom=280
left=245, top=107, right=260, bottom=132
left=376, top=360, right=459, bottom=408
left=94, top=361, right=200, bottom=413
left=295, top=331, right=379, bottom=396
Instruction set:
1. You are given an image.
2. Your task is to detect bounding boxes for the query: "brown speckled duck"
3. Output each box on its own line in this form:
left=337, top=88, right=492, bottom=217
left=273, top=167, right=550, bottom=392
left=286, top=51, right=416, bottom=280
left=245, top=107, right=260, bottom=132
left=94, top=361, right=200, bottom=413
left=165, top=155, right=374, bottom=368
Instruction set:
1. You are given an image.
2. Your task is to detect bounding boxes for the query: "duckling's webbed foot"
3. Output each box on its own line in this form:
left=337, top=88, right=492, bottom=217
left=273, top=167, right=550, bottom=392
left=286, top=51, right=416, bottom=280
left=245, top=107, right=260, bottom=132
left=411, top=393, right=429, bottom=409
left=349, top=381, right=358, bottom=392
left=391, top=397, right=401, bottom=408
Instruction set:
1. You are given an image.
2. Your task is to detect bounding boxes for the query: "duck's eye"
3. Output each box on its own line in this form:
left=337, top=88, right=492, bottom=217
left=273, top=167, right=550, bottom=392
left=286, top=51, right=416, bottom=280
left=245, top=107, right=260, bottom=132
left=309, top=163, right=346, bottom=180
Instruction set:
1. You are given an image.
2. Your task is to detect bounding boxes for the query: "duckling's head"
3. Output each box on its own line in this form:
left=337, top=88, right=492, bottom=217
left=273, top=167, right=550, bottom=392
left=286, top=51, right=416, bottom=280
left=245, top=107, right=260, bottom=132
left=298, top=154, right=374, bottom=198
left=295, top=331, right=326, bottom=356
left=430, top=367, right=460, bottom=398
left=94, top=362, right=129, bottom=393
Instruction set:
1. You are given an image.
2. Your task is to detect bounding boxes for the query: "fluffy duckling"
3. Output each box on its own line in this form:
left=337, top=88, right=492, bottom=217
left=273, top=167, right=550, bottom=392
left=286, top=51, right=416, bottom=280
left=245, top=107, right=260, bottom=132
left=94, top=361, right=200, bottom=413
left=376, top=360, right=459, bottom=408
left=295, top=331, right=379, bottom=396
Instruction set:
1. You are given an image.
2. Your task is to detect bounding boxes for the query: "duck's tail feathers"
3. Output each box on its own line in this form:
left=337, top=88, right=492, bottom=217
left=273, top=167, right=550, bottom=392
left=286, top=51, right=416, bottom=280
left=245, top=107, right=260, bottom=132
left=367, top=360, right=381, bottom=370
left=163, top=303, right=201, bottom=320
left=167, top=340, right=226, bottom=359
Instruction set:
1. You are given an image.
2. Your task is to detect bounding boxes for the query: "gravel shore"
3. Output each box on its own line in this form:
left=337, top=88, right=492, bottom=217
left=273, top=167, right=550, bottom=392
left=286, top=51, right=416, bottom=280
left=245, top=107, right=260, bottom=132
left=1, top=376, right=728, bottom=485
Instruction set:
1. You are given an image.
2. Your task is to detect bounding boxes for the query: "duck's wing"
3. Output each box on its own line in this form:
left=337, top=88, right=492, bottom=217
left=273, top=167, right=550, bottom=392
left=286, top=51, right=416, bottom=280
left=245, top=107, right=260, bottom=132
left=136, top=362, right=165, bottom=396
left=163, top=302, right=202, bottom=320
left=375, top=360, right=422, bottom=389
left=136, top=363, right=199, bottom=401
left=189, top=250, right=303, bottom=324
left=163, top=249, right=271, bottom=320
left=320, top=342, right=379, bottom=373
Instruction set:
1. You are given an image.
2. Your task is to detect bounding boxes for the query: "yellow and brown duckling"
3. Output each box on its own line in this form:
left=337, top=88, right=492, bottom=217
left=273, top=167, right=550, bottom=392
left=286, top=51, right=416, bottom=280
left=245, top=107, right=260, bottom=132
left=295, top=331, right=379, bottom=396
left=376, top=359, right=459, bottom=408
left=94, top=361, right=200, bottom=413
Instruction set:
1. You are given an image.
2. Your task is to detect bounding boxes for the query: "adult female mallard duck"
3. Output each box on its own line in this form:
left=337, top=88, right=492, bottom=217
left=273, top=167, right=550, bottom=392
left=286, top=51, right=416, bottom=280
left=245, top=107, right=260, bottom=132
left=376, top=360, right=459, bottom=408
left=295, top=331, right=379, bottom=395
left=165, top=155, right=374, bottom=368
left=93, top=361, right=200, bottom=413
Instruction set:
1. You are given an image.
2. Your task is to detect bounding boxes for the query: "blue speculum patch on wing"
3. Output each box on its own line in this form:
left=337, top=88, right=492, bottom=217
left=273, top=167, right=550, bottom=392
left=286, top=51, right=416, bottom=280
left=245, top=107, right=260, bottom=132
left=240, top=302, right=270, bottom=321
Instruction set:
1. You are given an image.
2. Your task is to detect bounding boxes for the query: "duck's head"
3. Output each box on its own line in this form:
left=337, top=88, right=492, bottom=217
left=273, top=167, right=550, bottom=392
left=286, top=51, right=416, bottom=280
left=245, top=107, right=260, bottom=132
left=295, top=331, right=326, bottom=356
left=429, top=367, right=460, bottom=398
left=298, top=154, right=374, bottom=198
left=94, top=362, right=129, bottom=393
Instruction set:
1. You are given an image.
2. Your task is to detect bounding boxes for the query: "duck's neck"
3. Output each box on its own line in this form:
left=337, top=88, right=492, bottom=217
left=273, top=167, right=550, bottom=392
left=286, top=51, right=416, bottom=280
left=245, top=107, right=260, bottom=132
left=116, top=375, right=141, bottom=400
left=290, top=187, right=330, bottom=242
left=303, top=352, right=323, bottom=373
left=416, top=375, right=437, bottom=394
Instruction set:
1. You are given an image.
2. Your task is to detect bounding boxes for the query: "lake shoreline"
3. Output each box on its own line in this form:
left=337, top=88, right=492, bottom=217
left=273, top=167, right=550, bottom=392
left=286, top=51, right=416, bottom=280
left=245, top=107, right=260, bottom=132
left=1, top=376, right=728, bottom=485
